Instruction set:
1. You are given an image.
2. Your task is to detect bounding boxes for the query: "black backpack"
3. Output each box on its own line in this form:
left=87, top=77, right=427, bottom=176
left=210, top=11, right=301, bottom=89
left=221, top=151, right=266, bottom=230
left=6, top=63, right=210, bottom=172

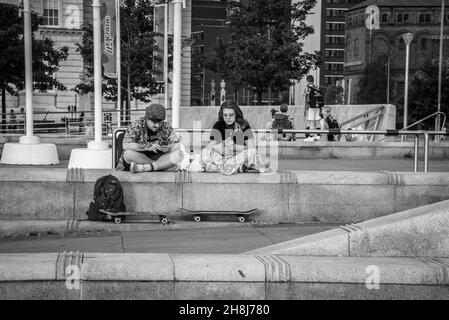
left=86, top=175, right=126, bottom=221
left=272, top=113, right=293, bottom=130
left=308, top=86, right=324, bottom=108
left=326, top=116, right=339, bottom=129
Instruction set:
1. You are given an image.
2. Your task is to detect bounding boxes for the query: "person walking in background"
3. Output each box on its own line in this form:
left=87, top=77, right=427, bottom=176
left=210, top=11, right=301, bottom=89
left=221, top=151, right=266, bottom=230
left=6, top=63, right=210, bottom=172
left=303, top=75, right=324, bottom=142
left=8, top=109, right=17, bottom=131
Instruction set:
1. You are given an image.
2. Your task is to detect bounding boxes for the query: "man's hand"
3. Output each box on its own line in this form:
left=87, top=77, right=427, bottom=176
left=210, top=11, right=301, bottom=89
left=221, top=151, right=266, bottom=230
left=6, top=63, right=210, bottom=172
left=147, top=143, right=164, bottom=153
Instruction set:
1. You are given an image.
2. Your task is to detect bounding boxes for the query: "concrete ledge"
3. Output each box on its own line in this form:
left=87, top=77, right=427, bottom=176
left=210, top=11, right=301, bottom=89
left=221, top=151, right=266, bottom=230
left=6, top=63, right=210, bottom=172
left=2, top=138, right=449, bottom=161
left=1, top=169, right=449, bottom=223
left=246, top=200, right=449, bottom=258
left=0, top=253, right=448, bottom=299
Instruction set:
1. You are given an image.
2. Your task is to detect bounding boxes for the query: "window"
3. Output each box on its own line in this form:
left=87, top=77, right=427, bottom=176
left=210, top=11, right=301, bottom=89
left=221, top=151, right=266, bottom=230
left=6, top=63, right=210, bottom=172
left=43, top=0, right=60, bottom=27
left=426, top=14, right=431, bottom=22
left=325, top=36, right=345, bottom=45
left=397, top=14, right=402, bottom=22
left=382, top=14, right=388, bottom=22
left=419, top=14, right=425, bottom=23
left=404, top=14, right=408, bottom=22
left=354, top=14, right=359, bottom=25
left=348, top=15, right=352, bottom=26
left=397, top=82, right=405, bottom=97
left=399, top=38, right=405, bottom=50
left=421, top=38, right=428, bottom=50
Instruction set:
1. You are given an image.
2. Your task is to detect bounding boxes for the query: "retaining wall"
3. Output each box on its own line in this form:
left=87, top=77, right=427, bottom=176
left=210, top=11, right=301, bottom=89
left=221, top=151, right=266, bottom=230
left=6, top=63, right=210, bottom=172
left=1, top=169, right=448, bottom=223
left=0, top=252, right=448, bottom=300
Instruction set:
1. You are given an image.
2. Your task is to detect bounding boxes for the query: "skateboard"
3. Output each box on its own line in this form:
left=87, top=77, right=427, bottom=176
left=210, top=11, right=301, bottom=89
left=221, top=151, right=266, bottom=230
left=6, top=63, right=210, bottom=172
left=98, top=209, right=170, bottom=225
left=179, top=208, right=258, bottom=223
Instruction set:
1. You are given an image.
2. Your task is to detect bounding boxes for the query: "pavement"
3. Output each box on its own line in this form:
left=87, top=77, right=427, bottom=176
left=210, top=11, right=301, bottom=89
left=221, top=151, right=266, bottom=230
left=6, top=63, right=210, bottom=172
left=0, top=223, right=339, bottom=254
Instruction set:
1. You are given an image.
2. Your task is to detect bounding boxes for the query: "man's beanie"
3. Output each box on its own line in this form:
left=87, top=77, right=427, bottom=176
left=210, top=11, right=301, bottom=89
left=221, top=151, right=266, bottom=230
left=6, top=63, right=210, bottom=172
left=145, top=103, right=166, bottom=121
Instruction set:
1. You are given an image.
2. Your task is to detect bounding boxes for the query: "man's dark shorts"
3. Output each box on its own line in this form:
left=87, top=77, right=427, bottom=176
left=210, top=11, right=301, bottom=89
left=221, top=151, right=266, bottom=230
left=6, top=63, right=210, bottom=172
left=122, top=150, right=165, bottom=171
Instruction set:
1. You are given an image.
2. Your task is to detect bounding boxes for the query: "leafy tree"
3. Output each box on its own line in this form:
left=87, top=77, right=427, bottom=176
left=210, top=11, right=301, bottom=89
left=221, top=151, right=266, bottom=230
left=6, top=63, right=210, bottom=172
left=408, top=58, right=449, bottom=127
left=206, top=0, right=319, bottom=104
left=74, top=0, right=163, bottom=122
left=356, top=56, right=388, bottom=104
left=0, top=3, right=68, bottom=128
left=324, top=84, right=344, bottom=105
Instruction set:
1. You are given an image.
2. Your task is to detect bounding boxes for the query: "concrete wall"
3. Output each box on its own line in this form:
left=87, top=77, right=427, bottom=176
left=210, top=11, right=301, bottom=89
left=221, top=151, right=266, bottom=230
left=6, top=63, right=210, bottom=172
left=1, top=169, right=448, bottom=223
left=0, top=253, right=448, bottom=300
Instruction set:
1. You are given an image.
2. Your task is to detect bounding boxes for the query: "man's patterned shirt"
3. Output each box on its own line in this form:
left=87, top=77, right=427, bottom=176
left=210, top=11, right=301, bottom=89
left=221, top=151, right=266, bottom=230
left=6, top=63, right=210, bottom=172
left=116, top=117, right=179, bottom=170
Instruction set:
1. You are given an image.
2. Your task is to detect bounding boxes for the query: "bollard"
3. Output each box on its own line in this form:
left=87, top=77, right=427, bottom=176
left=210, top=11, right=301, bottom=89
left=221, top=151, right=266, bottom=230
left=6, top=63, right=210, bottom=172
left=414, top=135, right=419, bottom=173
left=424, top=133, right=430, bottom=173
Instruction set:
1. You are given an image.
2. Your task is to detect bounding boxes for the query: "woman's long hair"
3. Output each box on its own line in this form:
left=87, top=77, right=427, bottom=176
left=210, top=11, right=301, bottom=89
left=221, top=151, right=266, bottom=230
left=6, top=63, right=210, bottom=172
left=218, top=100, right=245, bottom=126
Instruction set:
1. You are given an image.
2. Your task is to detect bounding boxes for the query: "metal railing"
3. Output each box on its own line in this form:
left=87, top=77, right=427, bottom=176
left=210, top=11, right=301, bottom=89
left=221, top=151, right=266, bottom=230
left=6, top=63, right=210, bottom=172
left=172, top=128, right=449, bottom=173
left=401, top=111, right=447, bottom=142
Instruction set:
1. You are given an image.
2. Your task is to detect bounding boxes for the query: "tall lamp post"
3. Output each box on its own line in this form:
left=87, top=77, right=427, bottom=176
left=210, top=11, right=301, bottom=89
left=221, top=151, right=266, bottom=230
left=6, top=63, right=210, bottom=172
left=402, top=32, right=413, bottom=142
left=0, top=0, right=59, bottom=165
left=436, top=0, right=445, bottom=141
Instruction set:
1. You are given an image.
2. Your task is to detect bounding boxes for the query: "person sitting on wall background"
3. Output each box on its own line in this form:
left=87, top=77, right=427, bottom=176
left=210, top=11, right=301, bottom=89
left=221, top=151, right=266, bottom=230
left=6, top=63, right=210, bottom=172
left=116, top=103, right=184, bottom=172
left=263, top=108, right=279, bottom=141
left=271, top=103, right=295, bottom=141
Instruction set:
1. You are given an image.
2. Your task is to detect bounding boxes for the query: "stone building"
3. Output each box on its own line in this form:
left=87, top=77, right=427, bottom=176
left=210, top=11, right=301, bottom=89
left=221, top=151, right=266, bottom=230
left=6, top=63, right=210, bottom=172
left=344, top=0, right=449, bottom=105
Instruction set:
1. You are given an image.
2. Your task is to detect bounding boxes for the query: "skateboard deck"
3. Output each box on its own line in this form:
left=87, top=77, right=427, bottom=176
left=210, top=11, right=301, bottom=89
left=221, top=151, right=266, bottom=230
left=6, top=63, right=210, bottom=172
left=98, top=210, right=170, bottom=224
left=179, top=208, right=258, bottom=223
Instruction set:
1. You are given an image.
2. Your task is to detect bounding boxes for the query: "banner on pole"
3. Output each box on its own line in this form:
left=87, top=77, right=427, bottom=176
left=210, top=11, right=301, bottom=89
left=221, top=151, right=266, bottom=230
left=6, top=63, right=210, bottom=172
left=101, top=0, right=117, bottom=78
left=154, top=4, right=166, bottom=83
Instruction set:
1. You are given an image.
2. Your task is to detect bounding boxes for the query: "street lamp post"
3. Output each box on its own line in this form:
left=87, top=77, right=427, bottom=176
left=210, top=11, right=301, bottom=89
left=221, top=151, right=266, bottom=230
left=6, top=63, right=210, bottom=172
left=402, top=32, right=413, bottom=142
left=436, top=0, right=445, bottom=141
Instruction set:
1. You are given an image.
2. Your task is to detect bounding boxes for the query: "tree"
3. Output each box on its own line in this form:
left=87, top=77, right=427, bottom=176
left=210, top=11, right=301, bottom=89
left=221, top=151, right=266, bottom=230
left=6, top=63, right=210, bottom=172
left=356, top=56, right=388, bottom=104
left=324, top=84, right=344, bottom=105
left=0, top=3, right=68, bottom=128
left=408, top=58, right=449, bottom=127
left=206, top=0, right=319, bottom=104
left=74, top=0, right=163, bottom=122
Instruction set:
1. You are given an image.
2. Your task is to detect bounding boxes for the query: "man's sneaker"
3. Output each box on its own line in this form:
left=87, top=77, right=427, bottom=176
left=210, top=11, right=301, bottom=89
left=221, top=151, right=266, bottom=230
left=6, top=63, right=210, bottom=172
left=304, top=136, right=314, bottom=142
left=313, top=135, right=320, bottom=141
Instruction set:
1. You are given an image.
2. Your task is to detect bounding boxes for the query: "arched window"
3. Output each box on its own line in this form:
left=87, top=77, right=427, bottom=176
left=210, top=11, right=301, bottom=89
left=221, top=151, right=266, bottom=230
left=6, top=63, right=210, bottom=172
left=419, top=14, right=425, bottom=23
left=397, top=14, right=402, bottom=22
left=426, top=14, right=431, bottom=22
left=399, top=38, right=405, bottom=51
left=354, top=39, right=359, bottom=57
left=382, top=14, right=388, bottom=22
left=404, top=14, right=408, bottom=22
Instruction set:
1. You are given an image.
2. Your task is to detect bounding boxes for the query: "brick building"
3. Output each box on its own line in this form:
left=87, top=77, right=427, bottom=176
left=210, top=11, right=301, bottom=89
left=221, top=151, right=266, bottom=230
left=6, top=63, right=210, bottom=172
left=344, top=0, right=449, bottom=105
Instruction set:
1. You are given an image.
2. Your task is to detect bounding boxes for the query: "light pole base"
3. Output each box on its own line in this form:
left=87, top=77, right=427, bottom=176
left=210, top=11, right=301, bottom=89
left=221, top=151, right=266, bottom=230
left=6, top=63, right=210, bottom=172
left=68, top=147, right=112, bottom=169
left=88, top=141, right=110, bottom=150
left=19, top=135, right=40, bottom=144
left=0, top=142, right=59, bottom=165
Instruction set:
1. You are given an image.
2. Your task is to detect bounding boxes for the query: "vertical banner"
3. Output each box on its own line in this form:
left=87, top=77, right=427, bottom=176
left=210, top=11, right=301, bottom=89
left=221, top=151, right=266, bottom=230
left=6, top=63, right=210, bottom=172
left=154, top=4, right=166, bottom=83
left=101, top=0, right=117, bottom=78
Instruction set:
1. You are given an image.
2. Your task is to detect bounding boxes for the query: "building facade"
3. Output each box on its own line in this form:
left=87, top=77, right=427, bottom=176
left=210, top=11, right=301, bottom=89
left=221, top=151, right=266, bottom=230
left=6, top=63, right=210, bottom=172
left=320, top=0, right=364, bottom=87
left=344, top=0, right=449, bottom=105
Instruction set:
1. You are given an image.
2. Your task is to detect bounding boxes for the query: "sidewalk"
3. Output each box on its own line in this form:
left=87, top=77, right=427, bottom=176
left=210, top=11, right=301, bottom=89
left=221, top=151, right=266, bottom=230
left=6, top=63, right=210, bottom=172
left=0, top=223, right=339, bottom=254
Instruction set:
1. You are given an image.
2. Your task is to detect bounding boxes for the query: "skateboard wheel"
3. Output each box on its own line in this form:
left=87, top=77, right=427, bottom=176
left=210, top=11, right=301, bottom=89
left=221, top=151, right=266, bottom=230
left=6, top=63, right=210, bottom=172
left=237, top=215, right=246, bottom=223
left=114, top=217, right=122, bottom=224
left=193, top=215, right=201, bottom=222
left=160, top=217, right=169, bottom=225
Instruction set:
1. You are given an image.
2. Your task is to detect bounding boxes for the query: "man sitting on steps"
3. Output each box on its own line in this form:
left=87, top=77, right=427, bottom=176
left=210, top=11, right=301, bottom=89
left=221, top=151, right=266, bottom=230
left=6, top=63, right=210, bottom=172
left=116, top=103, right=184, bottom=172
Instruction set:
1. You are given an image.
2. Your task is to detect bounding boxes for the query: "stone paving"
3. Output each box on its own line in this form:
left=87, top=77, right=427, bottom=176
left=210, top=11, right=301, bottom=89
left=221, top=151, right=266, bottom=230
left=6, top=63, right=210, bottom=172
left=0, top=224, right=338, bottom=254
